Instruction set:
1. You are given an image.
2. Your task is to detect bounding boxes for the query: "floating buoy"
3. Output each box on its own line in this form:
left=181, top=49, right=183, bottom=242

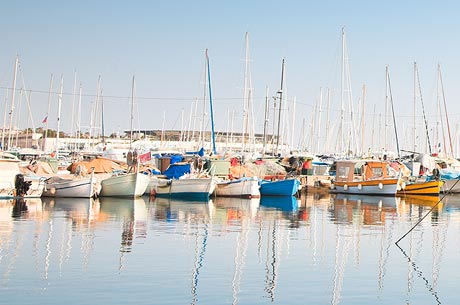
left=378, top=183, right=383, bottom=190
left=358, top=184, right=362, bottom=190
left=344, top=184, right=348, bottom=191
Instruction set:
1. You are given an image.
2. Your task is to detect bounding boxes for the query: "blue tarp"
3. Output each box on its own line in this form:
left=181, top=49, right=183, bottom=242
left=185, top=147, right=205, bottom=157
left=163, top=163, right=191, bottom=179
left=170, top=155, right=183, bottom=164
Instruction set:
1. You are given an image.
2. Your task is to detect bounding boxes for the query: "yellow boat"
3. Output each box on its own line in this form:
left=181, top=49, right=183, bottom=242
left=397, top=180, right=444, bottom=196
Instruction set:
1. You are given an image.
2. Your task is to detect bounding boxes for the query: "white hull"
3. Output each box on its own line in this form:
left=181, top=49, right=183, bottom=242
left=0, top=155, right=45, bottom=198
left=43, top=176, right=100, bottom=198
left=0, top=176, right=46, bottom=198
left=441, top=179, right=460, bottom=193
left=100, top=173, right=149, bottom=198
left=215, top=177, right=260, bottom=198
left=150, top=177, right=217, bottom=200
left=332, top=181, right=400, bottom=195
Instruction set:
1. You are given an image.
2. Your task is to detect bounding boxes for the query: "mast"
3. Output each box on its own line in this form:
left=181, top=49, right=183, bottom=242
left=205, top=49, right=217, bottom=155
left=1, top=90, right=8, bottom=151
left=275, top=58, right=285, bottom=156
left=413, top=62, right=417, bottom=152
left=77, top=83, right=82, bottom=147
left=43, top=73, right=53, bottom=151
left=387, top=66, right=400, bottom=158
left=338, top=27, right=345, bottom=154
left=290, top=96, right=296, bottom=150
left=242, top=32, right=250, bottom=151
left=316, top=87, right=323, bottom=154
left=325, top=88, right=331, bottom=154
left=101, top=93, right=105, bottom=145
left=438, top=64, right=454, bottom=157
left=130, top=76, right=135, bottom=150
left=70, top=69, right=77, bottom=139
left=56, top=75, right=64, bottom=160
left=7, top=55, right=19, bottom=150
left=263, top=85, right=269, bottom=154
left=414, top=63, right=432, bottom=155
left=360, top=84, right=366, bottom=156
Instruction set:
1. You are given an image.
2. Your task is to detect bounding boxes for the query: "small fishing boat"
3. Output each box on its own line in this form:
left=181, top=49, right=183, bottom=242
left=259, top=178, right=301, bottom=196
left=397, top=179, right=444, bottom=196
left=330, top=160, right=402, bottom=196
left=215, top=177, right=260, bottom=198
left=43, top=174, right=100, bottom=198
left=0, top=152, right=45, bottom=198
left=100, top=172, right=150, bottom=198
left=150, top=176, right=217, bottom=200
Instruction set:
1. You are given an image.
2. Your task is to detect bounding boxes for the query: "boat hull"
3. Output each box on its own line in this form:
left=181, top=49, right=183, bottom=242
left=215, top=177, right=260, bottom=198
left=397, top=180, right=443, bottom=196
left=100, top=173, right=149, bottom=198
left=332, top=178, right=400, bottom=196
left=259, top=179, right=301, bottom=196
left=0, top=177, right=46, bottom=199
left=151, top=177, right=217, bottom=200
left=43, top=176, right=100, bottom=198
left=441, top=179, right=460, bottom=193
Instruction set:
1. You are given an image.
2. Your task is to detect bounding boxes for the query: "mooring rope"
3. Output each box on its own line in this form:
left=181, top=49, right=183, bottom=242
left=395, top=178, right=460, bottom=245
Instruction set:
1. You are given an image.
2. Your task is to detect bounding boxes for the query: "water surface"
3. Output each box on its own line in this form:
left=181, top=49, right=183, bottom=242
left=1, top=192, right=459, bottom=304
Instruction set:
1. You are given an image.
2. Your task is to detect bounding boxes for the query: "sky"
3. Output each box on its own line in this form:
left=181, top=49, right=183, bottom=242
left=1, top=0, right=460, bottom=155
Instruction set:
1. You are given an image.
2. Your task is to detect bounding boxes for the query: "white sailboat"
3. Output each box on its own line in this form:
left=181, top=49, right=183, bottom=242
left=99, top=76, right=149, bottom=198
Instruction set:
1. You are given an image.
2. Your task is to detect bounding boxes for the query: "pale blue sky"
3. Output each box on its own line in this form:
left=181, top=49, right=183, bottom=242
left=1, top=0, right=459, bottom=153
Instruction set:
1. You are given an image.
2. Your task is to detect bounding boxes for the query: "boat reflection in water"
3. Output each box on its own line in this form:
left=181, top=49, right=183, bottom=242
left=99, top=196, right=148, bottom=253
left=331, top=193, right=399, bottom=225
left=260, top=196, right=299, bottom=212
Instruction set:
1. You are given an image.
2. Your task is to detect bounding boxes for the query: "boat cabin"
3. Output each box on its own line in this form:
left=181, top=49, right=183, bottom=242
left=335, top=160, right=392, bottom=182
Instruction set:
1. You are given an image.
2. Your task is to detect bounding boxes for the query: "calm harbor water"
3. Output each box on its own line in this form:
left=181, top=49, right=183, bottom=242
left=1, top=192, right=459, bottom=305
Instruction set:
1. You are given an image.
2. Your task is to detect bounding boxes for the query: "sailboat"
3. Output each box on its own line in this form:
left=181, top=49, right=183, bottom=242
left=99, top=77, right=149, bottom=198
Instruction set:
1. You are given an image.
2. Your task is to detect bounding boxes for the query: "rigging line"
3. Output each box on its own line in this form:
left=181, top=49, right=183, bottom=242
left=395, top=178, right=460, bottom=245
left=395, top=242, right=441, bottom=304
left=387, top=69, right=400, bottom=158
left=415, top=63, right=432, bottom=155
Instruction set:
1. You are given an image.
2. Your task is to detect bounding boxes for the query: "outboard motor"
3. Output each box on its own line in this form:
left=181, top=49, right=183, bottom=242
left=432, top=168, right=441, bottom=181
left=15, top=174, right=32, bottom=197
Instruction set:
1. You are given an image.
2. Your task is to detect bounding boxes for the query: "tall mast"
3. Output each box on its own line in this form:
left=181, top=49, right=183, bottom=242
left=242, top=32, right=250, bottom=151
left=1, top=90, right=8, bottom=151
left=338, top=27, right=345, bottom=154
left=275, top=58, right=285, bottom=156
left=316, top=87, right=323, bottom=154
left=130, top=76, right=135, bottom=150
left=360, top=84, right=366, bottom=155
left=56, top=75, right=64, bottom=160
left=77, top=83, right=82, bottom=145
left=7, top=55, right=19, bottom=150
left=206, top=49, right=217, bottom=155
left=263, top=85, right=269, bottom=155
left=415, top=63, right=432, bottom=155
left=70, top=69, right=77, bottom=138
left=413, top=62, right=417, bottom=152
left=387, top=66, right=400, bottom=158
left=438, top=64, right=454, bottom=158
left=43, top=73, right=53, bottom=151
left=324, top=88, right=331, bottom=154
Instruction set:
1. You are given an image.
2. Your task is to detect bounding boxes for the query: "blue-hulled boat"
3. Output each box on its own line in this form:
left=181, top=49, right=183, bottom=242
left=259, top=178, right=301, bottom=196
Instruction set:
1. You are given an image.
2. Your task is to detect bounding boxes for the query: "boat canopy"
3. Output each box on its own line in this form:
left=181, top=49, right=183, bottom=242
left=163, top=163, right=191, bottom=179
